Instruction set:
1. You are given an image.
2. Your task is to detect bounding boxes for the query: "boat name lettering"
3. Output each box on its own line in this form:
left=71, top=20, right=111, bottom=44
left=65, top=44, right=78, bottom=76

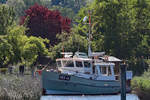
left=59, top=74, right=70, bottom=81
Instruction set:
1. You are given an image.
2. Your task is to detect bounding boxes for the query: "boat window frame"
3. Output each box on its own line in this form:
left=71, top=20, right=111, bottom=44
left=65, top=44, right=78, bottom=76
left=99, top=65, right=112, bottom=76
left=83, top=61, right=91, bottom=68
left=75, top=60, right=83, bottom=68
left=62, top=59, right=75, bottom=68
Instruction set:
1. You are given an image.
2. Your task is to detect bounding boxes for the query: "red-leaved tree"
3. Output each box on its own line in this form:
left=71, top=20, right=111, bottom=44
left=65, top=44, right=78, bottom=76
left=20, top=4, right=71, bottom=45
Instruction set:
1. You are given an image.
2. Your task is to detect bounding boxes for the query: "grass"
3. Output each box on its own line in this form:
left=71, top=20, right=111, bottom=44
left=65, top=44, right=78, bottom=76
left=0, top=74, right=42, bottom=100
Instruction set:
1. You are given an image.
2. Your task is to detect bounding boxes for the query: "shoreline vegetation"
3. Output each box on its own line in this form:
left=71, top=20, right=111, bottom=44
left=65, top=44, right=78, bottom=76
left=131, top=69, right=150, bottom=100
left=0, top=74, right=41, bottom=100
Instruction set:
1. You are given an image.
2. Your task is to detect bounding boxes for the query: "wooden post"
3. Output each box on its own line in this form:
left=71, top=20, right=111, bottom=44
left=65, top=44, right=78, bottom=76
left=120, top=64, right=126, bottom=100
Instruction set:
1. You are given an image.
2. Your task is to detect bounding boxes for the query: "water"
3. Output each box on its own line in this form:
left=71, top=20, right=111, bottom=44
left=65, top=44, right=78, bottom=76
left=41, top=94, right=139, bottom=100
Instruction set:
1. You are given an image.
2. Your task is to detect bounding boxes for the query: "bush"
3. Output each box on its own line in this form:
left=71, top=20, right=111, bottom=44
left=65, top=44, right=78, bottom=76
left=131, top=77, right=150, bottom=100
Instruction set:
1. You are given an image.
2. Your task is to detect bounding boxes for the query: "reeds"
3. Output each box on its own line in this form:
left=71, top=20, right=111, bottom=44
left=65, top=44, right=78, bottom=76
left=0, top=75, right=42, bottom=100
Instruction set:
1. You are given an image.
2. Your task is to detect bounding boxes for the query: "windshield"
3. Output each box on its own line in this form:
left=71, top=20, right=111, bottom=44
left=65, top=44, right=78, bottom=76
left=76, top=61, right=83, bottom=67
left=84, top=61, right=91, bottom=68
left=62, top=60, right=74, bottom=67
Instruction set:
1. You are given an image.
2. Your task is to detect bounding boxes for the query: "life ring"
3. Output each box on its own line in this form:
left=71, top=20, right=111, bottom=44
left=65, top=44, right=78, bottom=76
left=104, top=56, right=108, bottom=61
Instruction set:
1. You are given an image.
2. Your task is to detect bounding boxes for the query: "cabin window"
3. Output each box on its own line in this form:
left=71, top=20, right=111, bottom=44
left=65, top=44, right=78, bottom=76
left=108, top=67, right=112, bottom=76
left=56, top=61, right=61, bottom=67
left=100, top=66, right=112, bottom=76
left=76, top=61, right=83, bottom=67
left=84, top=61, right=91, bottom=68
left=100, top=67, right=107, bottom=75
left=63, top=60, right=74, bottom=67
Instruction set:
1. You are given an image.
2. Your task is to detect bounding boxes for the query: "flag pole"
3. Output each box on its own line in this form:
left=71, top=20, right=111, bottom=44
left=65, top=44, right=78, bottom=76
left=88, top=10, right=92, bottom=57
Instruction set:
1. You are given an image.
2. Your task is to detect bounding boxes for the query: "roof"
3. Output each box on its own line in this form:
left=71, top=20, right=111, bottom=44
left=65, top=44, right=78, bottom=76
left=100, top=56, right=122, bottom=62
left=91, top=52, right=105, bottom=57
left=56, top=57, right=92, bottom=61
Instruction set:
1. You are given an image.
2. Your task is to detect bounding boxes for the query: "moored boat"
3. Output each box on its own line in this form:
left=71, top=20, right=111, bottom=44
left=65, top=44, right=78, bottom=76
left=41, top=52, right=129, bottom=95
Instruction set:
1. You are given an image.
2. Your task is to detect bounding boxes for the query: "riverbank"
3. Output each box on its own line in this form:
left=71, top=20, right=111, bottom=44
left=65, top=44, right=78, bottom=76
left=0, top=74, right=41, bottom=100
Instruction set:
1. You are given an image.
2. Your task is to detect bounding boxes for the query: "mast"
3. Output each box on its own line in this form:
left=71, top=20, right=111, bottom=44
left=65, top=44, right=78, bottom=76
left=88, top=10, right=92, bottom=57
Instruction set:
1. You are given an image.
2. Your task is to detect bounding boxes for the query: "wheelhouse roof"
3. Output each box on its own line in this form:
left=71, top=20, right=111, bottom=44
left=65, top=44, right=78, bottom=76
left=56, top=57, right=92, bottom=61
left=100, top=56, right=122, bottom=62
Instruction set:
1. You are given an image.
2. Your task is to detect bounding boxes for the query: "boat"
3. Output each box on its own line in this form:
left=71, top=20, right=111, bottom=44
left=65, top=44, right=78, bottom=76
left=41, top=52, right=132, bottom=95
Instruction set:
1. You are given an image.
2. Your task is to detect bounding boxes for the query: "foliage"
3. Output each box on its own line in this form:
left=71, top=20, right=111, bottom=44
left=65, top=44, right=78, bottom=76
left=51, top=0, right=87, bottom=13
left=131, top=74, right=150, bottom=100
left=132, top=77, right=150, bottom=92
left=6, top=0, right=26, bottom=18
left=22, top=36, right=49, bottom=66
left=50, top=5, right=75, bottom=19
left=6, top=0, right=51, bottom=18
left=8, top=24, right=49, bottom=65
left=0, top=24, right=49, bottom=67
left=0, top=37, right=13, bottom=67
left=20, top=4, right=71, bottom=45
left=6, top=25, right=27, bottom=64
left=127, top=57, right=149, bottom=76
left=142, top=68, right=150, bottom=79
left=49, top=32, right=88, bottom=60
left=5, top=0, right=87, bottom=20
left=0, top=4, right=15, bottom=35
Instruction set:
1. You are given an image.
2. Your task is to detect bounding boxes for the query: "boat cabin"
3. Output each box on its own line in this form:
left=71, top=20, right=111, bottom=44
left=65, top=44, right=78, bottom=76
left=94, top=62, right=115, bottom=80
left=56, top=58, right=92, bottom=75
left=56, top=52, right=116, bottom=81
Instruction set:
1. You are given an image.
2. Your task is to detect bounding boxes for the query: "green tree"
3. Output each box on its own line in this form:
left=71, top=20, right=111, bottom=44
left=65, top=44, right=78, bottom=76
left=50, top=6, right=75, bottom=19
left=0, top=4, right=15, bottom=35
left=6, top=0, right=26, bottom=17
left=6, top=24, right=49, bottom=66
left=0, top=37, right=13, bottom=67
left=6, top=0, right=51, bottom=18
left=131, top=0, right=150, bottom=57
left=22, top=36, right=49, bottom=66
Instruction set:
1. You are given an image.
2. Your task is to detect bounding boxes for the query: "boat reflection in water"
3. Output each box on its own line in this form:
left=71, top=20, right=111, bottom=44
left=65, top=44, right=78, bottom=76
left=40, top=94, right=139, bottom=100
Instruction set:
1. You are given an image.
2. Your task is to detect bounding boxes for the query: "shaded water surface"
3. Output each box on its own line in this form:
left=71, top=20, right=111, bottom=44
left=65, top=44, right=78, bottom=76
left=41, top=94, right=139, bottom=100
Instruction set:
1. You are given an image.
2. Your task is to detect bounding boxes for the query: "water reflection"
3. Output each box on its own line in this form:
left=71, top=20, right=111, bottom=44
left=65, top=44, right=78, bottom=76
left=41, top=94, right=139, bottom=100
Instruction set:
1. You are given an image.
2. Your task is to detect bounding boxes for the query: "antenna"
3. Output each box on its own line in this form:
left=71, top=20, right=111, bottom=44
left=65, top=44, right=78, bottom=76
left=82, top=10, right=93, bottom=57
left=88, top=10, right=92, bottom=57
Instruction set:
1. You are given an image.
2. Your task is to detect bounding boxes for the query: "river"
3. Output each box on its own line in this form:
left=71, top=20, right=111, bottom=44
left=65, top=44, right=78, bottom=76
left=41, top=94, right=139, bottom=100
